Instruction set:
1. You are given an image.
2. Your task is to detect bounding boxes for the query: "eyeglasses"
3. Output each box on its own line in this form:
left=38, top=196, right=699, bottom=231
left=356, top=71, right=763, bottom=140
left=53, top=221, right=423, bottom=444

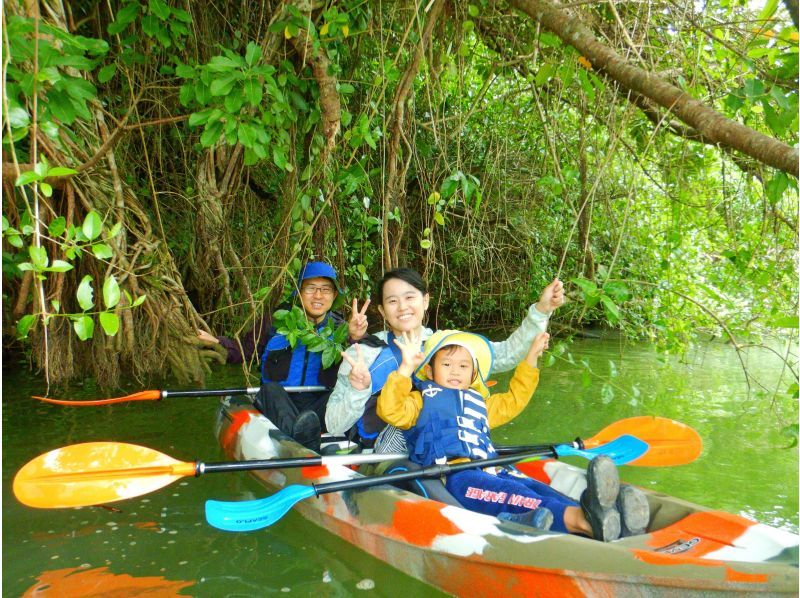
left=301, top=285, right=336, bottom=296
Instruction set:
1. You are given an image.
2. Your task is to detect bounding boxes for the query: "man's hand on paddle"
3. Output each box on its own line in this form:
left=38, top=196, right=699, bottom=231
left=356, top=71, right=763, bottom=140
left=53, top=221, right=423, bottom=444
left=348, top=298, right=370, bottom=342
left=394, top=331, right=425, bottom=377
left=341, top=344, right=371, bottom=391
left=536, top=278, right=565, bottom=315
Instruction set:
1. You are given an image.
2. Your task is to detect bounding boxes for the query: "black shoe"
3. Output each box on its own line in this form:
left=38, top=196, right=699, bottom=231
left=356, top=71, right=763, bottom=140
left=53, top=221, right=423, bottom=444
left=617, top=484, right=649, bottom=537
left=292, top=410, right=321, bottom=453
left=498, top=508, right=554, bottom=531
left=580, top=456, right=621, bottom=542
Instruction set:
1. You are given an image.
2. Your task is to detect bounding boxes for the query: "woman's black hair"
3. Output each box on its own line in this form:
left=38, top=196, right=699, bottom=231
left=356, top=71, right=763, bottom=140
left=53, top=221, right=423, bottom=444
left=377, top=268, right=427, bottom=304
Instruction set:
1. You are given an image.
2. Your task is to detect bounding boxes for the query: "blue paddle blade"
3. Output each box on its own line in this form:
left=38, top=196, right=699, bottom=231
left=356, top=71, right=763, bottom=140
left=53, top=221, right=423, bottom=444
left=555, top=434, right=648, bottom=465
left=205, top=485, right=316, bottom=532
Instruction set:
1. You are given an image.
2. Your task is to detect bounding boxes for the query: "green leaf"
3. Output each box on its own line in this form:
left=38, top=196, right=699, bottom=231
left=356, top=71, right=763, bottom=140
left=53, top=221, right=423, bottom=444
left=602, top=281, right=630, bottom=302
left=433, top=212, right=445, bottom=226
left=76, top=274, right=95, bottom=310
left=98, top=64, right=116, bottom=83
left=420, top=239, right=432, bottom=249
left=47, top=216, right=67, bottom=237
left=273, top=147, right=288, bottom=169
left=16, top=314, right=36, bottom=339
left=149, top=0, right=171, bottom=20
left=200, top=120, right=224, bottom=147
left=99, top=311, right=120, bottom=336
left=571, top=277, right=598, bottom=296
left=210, top=73, right=239, bottom=96
left=244, top=78, right=263, bottom=106
left=765, top=173, right=789, bottom=205
left=245, top=42, right=262, bottom=66
left=46, top=260, right=74, bottom=273
left=768, top=315, right=799, bottom=328
left=73, top=315, right=94, bottom=340
left=29, top=245, right=48, bottom=269
left=15, top=170, right=40, bottom=186
left=440, top=178, right=458, bottom=199
left=40, top=182, right=53, bottom=197
left=103, top=275, right=121, bottom=309
left=47, top=166, right=78, bottom=177
left=82, top=211, right=103, bottom=241
left=132, top=295, right=147, bottom=307
left=600, top=294, right=620, bottom=324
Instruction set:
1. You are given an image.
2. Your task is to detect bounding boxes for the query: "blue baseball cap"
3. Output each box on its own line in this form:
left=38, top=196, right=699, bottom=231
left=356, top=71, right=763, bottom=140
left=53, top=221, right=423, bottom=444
left=297, top=261, right=340, bottom=291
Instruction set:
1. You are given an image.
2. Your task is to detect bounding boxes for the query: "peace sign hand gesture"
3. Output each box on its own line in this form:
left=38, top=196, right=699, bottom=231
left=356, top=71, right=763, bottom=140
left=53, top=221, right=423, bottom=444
left=348, top=298, right=370, bottom=342
left=341, top=344, right=371, bottom=391
left=394, top=330, right=425, bottom=378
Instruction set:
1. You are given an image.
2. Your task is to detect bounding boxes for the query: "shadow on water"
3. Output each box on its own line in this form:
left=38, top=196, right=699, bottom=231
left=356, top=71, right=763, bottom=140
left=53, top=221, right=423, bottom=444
left=3, top=336, right=797, bottom=596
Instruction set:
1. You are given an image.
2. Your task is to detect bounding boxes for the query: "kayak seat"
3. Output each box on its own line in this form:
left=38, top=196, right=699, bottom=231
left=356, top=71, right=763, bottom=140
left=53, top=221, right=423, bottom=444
left=383, top=459, right=462, bottom=507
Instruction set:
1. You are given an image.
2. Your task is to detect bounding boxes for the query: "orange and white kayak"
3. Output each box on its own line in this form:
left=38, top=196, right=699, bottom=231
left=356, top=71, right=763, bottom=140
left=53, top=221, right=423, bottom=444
left=216, top=397, right=799, bottom=596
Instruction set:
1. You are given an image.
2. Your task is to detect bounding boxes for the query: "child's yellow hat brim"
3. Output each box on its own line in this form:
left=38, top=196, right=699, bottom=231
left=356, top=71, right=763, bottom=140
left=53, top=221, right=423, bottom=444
left=415, top=330, right=494, bottom=396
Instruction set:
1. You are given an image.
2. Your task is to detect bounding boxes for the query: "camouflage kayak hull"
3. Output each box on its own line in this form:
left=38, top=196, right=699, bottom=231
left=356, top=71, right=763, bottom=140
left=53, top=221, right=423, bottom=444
left=215, top=398, right=798, bottom=596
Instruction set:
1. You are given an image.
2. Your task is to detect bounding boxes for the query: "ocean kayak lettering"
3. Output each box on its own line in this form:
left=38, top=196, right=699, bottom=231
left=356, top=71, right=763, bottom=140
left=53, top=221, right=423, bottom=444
left=464, top=487, right=542, bottom=509
left=655, top=537, right=701, bottom=555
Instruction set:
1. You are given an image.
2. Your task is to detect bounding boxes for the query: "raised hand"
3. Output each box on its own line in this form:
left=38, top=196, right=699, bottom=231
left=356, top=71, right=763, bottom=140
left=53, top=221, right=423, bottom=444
left=525, top=332, right=550, bottom=368
left=348, top=297, right=370, bottom=342
left=536, top=278, right=565, bottom=314
left=394, top=330, right=425, bottom=377
left=341, top=344, right=371, bottom=391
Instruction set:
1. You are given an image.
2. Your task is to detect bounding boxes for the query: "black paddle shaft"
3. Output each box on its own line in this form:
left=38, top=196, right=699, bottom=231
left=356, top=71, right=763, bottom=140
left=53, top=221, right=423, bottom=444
left=161, top=385, right=327, bottom=399
left=199, top=456, right=324, bottom=475
left=311, top=448, right=558, bottom=496
left=496, top=437, right=585, bottom=454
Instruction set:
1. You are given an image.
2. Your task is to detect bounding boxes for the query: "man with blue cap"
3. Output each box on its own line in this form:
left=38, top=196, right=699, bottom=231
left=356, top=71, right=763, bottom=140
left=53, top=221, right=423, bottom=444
left=197, top=261, right=370, bottom=451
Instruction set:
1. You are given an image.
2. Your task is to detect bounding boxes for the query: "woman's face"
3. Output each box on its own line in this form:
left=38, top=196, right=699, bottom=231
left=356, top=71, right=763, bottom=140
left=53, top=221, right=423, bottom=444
left=378, top=277, right=430, bottom=334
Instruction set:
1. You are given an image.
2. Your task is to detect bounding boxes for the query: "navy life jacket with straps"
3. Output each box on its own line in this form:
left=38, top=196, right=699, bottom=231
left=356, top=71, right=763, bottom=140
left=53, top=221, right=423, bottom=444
left=354, top=332, right=422, bottom=441
left=403, top=381, right=497, bottom=467
left=260, top=312, right=344, bottom=389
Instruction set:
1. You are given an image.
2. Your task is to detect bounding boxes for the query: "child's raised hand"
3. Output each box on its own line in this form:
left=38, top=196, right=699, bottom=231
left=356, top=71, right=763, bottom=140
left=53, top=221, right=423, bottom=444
left=526, top=332, right=550, bottom=367
left=341, top=344, right=371, bottom=391
left=394, top=330, right=425, bottom=377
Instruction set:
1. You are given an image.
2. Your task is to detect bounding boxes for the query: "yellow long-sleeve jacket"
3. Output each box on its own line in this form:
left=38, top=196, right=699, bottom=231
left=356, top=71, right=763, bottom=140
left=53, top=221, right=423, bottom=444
left=377, top=361, right=540, bottom=431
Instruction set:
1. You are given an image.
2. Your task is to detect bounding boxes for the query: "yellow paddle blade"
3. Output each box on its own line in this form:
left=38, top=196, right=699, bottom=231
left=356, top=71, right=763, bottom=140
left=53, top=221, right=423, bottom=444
left=31, top=390, right=162, bottom=406
left=584, top=416, right=703, bottom=466
left=13, top=442, right=196, bottom=509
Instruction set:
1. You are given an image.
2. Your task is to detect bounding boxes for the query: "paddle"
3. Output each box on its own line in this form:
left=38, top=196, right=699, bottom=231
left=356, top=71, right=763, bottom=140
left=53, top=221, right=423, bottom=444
left=205, top=436, right=648, bottom=532
left=497, top=416, right=702, bottom=467
left=31, top=385, right=328, bottom=406
left=13, top=442, right=407, bottom=509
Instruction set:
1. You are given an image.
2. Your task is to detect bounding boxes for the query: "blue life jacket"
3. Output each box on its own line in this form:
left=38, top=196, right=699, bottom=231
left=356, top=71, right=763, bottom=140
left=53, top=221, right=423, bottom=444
left=403, top=381, right=497, bottom=466
left=260, top=314, right=341, bottom=388
left=355, top=333, right=423, bottom=441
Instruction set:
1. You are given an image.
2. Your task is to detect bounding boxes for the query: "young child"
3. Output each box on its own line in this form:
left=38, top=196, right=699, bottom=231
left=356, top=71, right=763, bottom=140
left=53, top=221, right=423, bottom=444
left=376, top=329, right=649, bottom=541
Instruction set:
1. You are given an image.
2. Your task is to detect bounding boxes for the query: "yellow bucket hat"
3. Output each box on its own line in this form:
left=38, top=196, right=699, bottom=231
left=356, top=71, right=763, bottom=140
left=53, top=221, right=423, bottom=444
left=415, top=330, right=494, bottom=396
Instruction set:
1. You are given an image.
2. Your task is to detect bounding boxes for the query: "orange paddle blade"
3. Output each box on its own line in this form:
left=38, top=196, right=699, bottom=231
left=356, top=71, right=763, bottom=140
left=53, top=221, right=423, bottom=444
left=13, top=442, right=196, bottom=508
left=31, top=390, right=163, bottom=406
left=584, top=416, right=703, bottom=466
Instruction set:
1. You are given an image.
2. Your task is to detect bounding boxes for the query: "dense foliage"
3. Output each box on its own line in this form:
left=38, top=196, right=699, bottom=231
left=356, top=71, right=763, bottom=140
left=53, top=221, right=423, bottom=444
left=2, top=0, right=797, bottom=431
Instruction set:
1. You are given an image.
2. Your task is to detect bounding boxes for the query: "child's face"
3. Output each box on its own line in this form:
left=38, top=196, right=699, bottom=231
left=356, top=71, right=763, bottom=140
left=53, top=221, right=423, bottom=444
left=425, top=345, right=475, bottom=390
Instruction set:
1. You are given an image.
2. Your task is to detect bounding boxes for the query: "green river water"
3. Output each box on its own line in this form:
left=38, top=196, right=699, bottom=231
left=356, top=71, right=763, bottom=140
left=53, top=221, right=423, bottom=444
left=3, top=337, right=798, bottom=597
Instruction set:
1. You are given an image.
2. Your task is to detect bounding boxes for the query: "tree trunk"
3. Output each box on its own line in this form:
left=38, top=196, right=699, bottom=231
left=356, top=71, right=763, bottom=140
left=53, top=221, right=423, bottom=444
left=508, top=0, right=799, bottom=177
left=382, top=0, right=446, bottom=271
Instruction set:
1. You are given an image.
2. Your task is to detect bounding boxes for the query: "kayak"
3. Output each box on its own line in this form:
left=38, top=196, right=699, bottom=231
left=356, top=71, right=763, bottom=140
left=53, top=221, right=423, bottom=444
left=215, top=397, right=799, bottom=596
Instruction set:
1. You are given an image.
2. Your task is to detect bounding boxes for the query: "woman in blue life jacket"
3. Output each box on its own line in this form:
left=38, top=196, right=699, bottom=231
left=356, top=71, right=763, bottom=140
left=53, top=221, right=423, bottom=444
left=200, top=261, right=369, bottom=452
left=325, top=267, right=565, bottom=450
